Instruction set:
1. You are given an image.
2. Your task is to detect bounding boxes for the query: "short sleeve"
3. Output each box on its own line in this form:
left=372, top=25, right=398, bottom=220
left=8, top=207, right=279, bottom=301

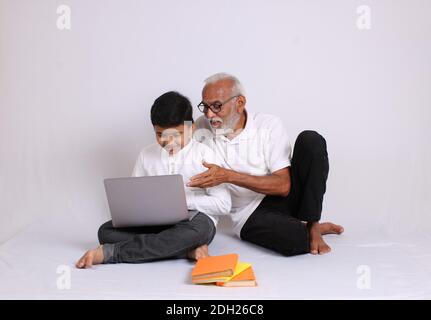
left=131, top=151, right=145, bottom=177
left=264, top=117, right=292, bottom=173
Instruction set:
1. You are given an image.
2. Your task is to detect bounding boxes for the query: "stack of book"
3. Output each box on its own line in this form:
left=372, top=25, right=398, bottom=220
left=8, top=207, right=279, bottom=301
left=191, top=253, right=257, bottom=287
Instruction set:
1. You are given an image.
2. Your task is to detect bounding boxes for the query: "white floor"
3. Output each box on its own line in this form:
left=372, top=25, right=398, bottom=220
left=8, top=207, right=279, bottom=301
left=1, top=215, right=431, bottom=300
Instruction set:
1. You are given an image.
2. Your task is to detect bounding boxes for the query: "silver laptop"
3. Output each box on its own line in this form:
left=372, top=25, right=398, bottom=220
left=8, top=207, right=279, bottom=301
left=103, top=174, right=190, bottom=228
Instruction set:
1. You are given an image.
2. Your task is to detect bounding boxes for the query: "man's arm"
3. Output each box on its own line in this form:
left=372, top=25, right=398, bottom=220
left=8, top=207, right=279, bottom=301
left=187, top=162, right=291, bottom=197
left=228, top=166, right=291, bottom=196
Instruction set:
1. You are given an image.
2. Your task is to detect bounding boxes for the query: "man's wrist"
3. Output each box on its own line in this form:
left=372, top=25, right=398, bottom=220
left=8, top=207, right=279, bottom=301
left=225, top=169, right=238, bottom=184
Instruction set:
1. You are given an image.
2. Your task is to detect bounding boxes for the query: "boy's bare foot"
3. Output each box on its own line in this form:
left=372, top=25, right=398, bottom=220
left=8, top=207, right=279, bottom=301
left=187, top=244, right=209, bottom=261
left=308, top=222, right=344, bottom=255
left=75, top=245, right=104, bottom=269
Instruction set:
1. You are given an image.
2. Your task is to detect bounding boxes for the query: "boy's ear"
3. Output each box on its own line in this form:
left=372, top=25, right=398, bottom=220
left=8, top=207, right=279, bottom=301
left=184, top=123, right=195, bottom=141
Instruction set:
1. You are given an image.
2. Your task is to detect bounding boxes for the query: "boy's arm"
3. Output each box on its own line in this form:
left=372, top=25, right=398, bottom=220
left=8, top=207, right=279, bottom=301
left=186, top=184, right=231, bottom=216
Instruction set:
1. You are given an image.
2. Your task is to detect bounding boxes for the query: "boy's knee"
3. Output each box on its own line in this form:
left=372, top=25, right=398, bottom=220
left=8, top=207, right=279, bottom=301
left=187, top=224, right=214, bottom=247
left=189, top=214, right=216, bottom=244
left=97, top=221, right=113, bottom=244
left=194, top=226, right=213, bottom=245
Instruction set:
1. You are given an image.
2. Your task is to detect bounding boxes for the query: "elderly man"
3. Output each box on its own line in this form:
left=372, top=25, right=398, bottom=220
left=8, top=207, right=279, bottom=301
left=188, top=73, right=343, bottom=256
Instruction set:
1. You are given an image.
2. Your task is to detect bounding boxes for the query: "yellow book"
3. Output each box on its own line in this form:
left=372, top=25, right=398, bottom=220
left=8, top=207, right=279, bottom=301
left=216, top=266, right=257, bottom=287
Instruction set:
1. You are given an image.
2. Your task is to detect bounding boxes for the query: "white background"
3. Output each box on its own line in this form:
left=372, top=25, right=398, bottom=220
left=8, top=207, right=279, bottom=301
left=1, top=0, right=430, bottom=243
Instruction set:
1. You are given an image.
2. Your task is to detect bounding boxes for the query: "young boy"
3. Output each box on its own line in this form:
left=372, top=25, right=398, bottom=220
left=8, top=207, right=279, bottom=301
left=76, top=91, right=231, bottom=268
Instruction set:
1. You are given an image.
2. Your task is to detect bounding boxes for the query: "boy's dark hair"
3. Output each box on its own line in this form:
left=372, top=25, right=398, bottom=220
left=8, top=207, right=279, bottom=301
left=150, top=91, right=194, bottom=127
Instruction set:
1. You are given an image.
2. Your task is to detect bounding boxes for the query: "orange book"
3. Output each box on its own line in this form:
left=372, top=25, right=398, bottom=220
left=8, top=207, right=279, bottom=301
left=216, top=266, right=257, bottom=287
left=191, top=254, right=238, bottom=282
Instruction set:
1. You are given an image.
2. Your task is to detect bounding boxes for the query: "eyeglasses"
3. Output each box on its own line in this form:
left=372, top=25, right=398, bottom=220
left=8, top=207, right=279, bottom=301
left=197, top=95, right=240, bottom=114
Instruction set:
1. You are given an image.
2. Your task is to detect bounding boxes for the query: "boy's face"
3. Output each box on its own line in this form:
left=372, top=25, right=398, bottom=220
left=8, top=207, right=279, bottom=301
left=154, top=124, right=193, bottom=155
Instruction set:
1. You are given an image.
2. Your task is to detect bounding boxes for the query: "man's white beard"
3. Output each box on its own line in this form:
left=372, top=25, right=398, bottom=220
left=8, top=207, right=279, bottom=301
left=209, top=112, right=241, bottom=136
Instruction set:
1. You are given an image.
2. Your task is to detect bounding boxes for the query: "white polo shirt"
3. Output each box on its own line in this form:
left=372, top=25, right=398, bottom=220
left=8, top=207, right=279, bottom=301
left=194, top=112, right=292, bottom=237
left=132, top=139, right=232, bottom=227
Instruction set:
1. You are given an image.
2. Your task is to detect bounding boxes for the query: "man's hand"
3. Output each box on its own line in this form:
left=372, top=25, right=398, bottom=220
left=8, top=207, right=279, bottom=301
left=187, top=162, right=231, bottom=188
left=189, top=163, right=291, bottom=196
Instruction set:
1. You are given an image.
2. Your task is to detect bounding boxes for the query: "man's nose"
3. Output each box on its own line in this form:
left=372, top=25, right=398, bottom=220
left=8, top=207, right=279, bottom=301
left=206, top=108, right=216, bottom=118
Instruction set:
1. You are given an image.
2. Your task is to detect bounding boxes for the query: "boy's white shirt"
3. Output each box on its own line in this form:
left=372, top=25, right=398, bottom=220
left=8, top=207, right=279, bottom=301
left=132, top=139, right=232, bottom=226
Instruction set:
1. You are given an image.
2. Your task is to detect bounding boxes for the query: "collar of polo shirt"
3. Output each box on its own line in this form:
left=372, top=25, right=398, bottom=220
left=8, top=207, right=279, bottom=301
left=216, top=111, right=257, bottom=144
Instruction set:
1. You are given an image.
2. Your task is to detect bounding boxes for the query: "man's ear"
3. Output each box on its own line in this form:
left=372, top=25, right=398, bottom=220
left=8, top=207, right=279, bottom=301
left=236, top=95, right=246, bottom=113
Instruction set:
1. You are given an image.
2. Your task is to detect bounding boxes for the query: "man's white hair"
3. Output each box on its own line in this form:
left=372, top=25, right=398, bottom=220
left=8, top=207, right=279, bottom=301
left=204, top=72, right=246, bottom=96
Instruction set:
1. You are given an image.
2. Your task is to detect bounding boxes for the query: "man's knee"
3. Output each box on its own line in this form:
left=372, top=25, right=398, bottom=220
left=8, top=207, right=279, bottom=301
left=296, top=130, right=327, bottom=155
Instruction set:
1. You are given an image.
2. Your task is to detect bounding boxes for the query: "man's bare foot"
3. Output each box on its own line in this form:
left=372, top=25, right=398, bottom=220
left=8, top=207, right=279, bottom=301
left=187, top=244, right=209, bottom=261
left=319, top=222, right=344, bottom=235
left=308, top=222, right=332, bottom=255
left=75, top=245, right=104, bottom=269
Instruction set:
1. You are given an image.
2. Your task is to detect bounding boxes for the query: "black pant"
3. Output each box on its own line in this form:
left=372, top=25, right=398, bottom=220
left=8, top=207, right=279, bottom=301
left=240, top=130, right=329, bottom=256
left=98, top=212, right=216, bottom=263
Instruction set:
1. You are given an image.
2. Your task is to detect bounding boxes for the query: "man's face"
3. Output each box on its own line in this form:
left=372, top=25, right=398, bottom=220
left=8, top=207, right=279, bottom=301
left=201, top=80, right=242, bottom=133
left=154, top=124, right=193, bottom=155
